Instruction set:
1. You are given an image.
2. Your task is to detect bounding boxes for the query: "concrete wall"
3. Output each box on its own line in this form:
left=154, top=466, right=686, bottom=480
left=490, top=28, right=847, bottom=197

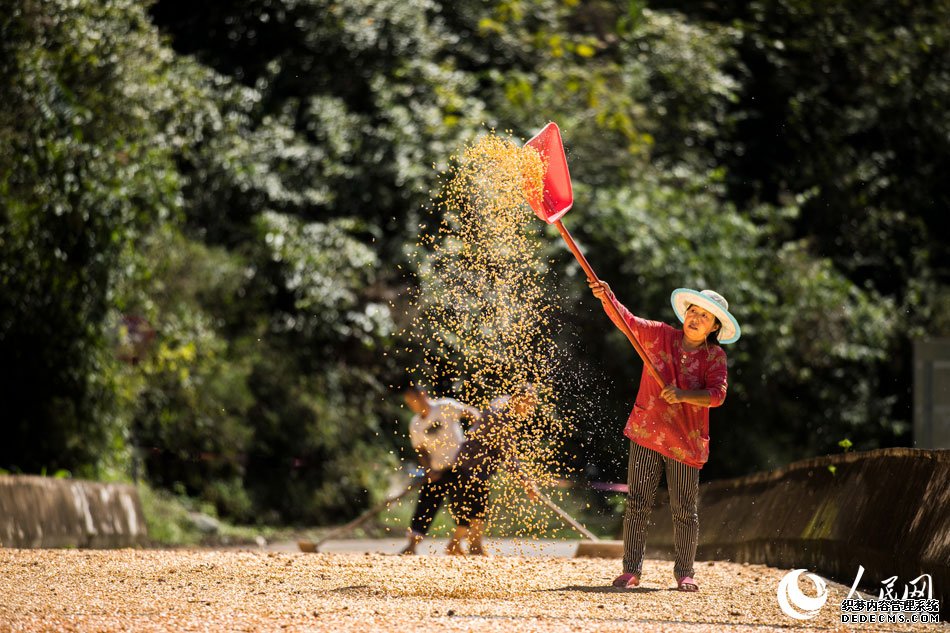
left=915, top=338, right=950, bottom=448
left=644, top=448, right=949, bottom=614
left=0, top=475, right=148, bottom=548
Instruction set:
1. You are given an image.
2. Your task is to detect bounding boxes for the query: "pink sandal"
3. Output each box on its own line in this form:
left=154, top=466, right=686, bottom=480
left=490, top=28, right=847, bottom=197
left=676, top=576, right=699, bottom=592
left=612, top=572, right=640, bottom=588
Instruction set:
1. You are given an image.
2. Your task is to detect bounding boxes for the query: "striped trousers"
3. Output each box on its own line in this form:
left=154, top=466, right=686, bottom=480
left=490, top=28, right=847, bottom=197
left=622, top=440, right=699, bottom=578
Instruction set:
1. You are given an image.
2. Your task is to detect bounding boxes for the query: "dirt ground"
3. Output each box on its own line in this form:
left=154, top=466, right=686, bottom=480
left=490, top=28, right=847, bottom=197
left=0, top=547, right=943, bottom=633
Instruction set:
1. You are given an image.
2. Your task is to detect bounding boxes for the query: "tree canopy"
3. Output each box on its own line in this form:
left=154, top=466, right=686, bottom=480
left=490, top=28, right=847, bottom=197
left=1, top=0, right=946, bottom=522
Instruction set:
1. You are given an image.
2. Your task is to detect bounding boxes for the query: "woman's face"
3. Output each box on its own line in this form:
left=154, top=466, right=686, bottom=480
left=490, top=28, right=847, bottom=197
left=682, top=304, right=720, bottom=342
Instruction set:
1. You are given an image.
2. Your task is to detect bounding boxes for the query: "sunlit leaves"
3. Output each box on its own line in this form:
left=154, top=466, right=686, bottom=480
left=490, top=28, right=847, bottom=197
left=255, top=210, right=393, bottom=345
left=0, top=0, right=187, bottom=474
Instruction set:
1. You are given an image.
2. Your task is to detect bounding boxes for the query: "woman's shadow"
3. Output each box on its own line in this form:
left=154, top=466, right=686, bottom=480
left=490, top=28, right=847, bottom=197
left=539, top=585, right=668, bottom=594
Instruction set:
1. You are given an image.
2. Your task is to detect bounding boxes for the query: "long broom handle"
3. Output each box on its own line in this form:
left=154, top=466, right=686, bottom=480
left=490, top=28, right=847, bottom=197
left=553, top=219, right=665, bottom=387
left=313, top=484, right=416, bottom=549
left=317, top=481, right=599, bottom=545
left=534, top=489, right=599, bottom=541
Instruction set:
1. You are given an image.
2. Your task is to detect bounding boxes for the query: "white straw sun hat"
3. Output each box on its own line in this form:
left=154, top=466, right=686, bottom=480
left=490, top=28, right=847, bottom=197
left=670, top=288, right=741, bottom=344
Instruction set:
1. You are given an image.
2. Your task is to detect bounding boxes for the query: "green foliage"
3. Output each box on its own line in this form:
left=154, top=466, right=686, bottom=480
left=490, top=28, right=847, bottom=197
left=474, top=4, right=742, bottom=197
left=252, top=211, right=392, bottom=346
left=150, top=0, right=489, bottom=255
left=236, top=210, right=399, bottom=522
left=561, top=166, right=899, bottom=478
left=137, top=482, right=206, bottom=546
left=1, top=0, right=944, bottom=526
left=0, top=0, right=183, bottom=475
left=656, top=0, right=950, bottom=316
left=243, top=351, right=398, bottom=524
left=137, top=482, right=265, bottom=546
left=739, top=0, right=949, bottom=303
left=112, top=227, right=254, bottom=519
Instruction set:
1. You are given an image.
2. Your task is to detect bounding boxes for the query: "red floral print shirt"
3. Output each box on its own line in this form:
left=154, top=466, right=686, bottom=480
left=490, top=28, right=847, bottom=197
left=604, top=293, right=729, bottom=469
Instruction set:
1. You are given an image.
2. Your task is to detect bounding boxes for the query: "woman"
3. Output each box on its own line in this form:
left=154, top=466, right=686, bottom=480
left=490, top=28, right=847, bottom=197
left=589, top=281, right=740, bottom=592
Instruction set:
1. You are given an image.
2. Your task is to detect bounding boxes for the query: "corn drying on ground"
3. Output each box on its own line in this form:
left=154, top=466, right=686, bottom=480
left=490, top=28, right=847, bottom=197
left=1, top=548, right=942, bottom=632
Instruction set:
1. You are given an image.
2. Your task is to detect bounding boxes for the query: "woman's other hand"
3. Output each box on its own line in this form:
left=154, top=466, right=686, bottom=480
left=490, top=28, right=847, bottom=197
left=660, top=384, right=684, bottom=404
left=588, top=280, right=611, bottom=300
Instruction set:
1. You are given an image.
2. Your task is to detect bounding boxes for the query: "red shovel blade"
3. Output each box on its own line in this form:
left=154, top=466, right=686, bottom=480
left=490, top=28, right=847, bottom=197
left=524, top=122, right=573, bottom=224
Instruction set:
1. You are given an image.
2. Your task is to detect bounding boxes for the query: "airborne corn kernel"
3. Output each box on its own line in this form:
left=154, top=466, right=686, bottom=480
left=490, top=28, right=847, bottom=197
left=401, top=132, right=578, bottom=560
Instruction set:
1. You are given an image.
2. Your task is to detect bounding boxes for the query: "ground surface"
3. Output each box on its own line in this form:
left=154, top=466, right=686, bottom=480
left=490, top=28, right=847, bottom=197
left=0, top=542, right=943, bottom=633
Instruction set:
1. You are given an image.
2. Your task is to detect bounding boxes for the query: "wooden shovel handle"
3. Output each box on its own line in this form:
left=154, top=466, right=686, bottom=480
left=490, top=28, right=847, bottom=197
left=534, top=489, right=599, bottom=541
left=554, top=220, right=665, bottom=388
left=312, top=484, right=416, bottom=549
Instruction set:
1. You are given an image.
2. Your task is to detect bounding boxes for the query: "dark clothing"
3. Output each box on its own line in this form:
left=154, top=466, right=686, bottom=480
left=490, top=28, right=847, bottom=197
left=453, top=403, right=518, bottom=480
left=409, top=471, right=457, bottom=534
left=448, top=469, right=489, bottom=523
left=448, top=401, right=520, bottom=523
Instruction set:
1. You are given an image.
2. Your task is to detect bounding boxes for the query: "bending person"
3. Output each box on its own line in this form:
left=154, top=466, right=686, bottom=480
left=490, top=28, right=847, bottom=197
left=401, top=385, right=479, bottom=555
left=447, top=385, right=539, bottom=556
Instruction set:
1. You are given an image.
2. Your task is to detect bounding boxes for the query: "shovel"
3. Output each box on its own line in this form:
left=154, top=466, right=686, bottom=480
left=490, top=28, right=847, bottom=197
left=523, top=122, right=664, bottom=387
